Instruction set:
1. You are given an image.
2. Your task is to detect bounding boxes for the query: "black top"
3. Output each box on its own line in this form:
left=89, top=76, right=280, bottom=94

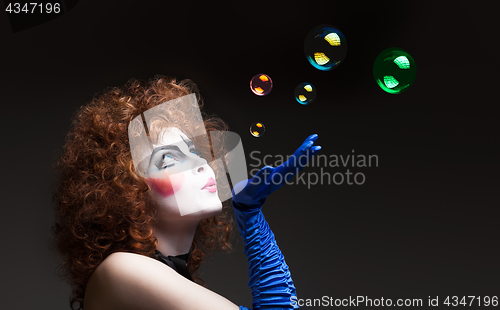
left=153, top=250, right=193, bottom=281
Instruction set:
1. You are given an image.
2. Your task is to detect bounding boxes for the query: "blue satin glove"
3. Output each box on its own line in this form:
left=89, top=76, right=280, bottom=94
left=234, top=134, right=321, bottom=310
left=232, top=134, right=321, bottom=210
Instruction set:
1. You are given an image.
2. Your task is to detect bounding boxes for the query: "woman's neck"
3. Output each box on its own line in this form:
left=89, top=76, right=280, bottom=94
left=153, top=218, right=200, bottom=256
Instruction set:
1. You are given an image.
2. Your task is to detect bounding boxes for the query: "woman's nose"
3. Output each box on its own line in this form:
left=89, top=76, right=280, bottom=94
left=193, top=156, right=208, bottom=174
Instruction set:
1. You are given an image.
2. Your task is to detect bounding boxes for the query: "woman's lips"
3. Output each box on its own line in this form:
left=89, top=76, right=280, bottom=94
left=202, top=177, right=217, bottom=193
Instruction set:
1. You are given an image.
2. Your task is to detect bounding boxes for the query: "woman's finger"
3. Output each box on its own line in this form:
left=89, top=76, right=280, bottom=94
left=277, top=136, right=319, bottom=176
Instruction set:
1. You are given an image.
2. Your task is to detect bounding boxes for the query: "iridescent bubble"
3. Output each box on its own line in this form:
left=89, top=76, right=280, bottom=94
left=373, top=47, right=416, bottom=94
left=294, top=82, right=317, bottom=105
left=304, top=25, right=347, bottom=71
left=250, top=122, right=265, bottom=137
left=250, top=74, right=273, bottom=96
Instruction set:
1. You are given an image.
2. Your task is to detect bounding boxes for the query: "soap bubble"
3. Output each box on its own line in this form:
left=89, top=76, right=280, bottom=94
left=373, top=47, right=416, bottom=94
left=250, top=74, right=273, bottom=96
left=250, top=122, right=265, bottom=137
left=304, top=25, right=347, bottom=71
left=294, top=82, right=317, bottom=105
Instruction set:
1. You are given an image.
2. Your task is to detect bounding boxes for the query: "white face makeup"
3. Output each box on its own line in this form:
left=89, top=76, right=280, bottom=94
left=146, top=127, right=222, bottom=218
left=128, top=94, right=246, bottom=220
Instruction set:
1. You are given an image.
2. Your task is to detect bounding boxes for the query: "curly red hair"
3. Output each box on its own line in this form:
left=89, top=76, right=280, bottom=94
left=53, top=76, right=233, bottom=310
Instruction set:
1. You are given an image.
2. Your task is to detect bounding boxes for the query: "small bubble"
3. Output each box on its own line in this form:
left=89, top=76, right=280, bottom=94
left=304, top=25, right=347, bottom=71
left=294, top=82, right=317, bottom=105
left=250, top=74, right=273, bottom=96
left=373, top=47, right=416, bottom=94
left=250, top=122, right=265, bottom=137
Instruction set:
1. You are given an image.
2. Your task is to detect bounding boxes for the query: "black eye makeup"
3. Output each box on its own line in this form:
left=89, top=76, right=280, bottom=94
left=148, top=137, right=205, bottom=170
left=188, top=146, right=204, bottom=159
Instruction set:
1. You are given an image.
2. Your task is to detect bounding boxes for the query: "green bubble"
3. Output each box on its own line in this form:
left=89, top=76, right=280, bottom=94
left=373, top=48, right=416, bottom=94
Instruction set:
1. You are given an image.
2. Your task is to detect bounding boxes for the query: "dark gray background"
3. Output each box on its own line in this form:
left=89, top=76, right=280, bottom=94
left=1, top=1, right=499, bottom=309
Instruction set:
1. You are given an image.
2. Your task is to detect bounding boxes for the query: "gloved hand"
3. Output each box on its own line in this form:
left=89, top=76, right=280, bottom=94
left=233, top=134, right=321, bottom=309
left=232, top=134, right=321, bottom=210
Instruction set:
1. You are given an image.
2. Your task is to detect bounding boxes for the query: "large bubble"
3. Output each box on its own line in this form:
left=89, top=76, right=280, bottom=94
left=373, top=47, right=416, bottom=94
left=304, top=25, right=347, bottom=71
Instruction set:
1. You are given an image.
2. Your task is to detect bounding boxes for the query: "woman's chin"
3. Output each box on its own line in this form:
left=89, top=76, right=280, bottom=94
left=187, top=200, right=223, bottom=219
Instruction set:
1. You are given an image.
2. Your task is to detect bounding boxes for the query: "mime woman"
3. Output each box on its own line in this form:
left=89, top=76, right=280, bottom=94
left=53, top=76, right=321, bottom=310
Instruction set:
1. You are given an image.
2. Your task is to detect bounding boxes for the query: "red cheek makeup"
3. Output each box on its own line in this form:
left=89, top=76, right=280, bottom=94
left=147, top=170, right=185, bottom=197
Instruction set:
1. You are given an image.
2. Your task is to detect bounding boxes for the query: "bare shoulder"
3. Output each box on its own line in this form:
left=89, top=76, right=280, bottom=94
left=95, top=251, right=170, bottom=278
left=84, top=252, right=239, bottom=310
left=84, top=252, right=171, bottom=310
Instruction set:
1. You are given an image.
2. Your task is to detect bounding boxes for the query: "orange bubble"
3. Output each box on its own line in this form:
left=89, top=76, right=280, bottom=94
left=250, top=74, right=273, bottom=96
left=250, top=122, right=266, bottom=137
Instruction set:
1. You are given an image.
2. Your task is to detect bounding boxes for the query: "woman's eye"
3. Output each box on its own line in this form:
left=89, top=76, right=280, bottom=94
left=161, top=154, right=177, bottom=169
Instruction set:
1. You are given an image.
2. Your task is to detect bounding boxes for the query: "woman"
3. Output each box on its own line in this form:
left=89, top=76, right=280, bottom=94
left=53, top=75, right=321, bottom=309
